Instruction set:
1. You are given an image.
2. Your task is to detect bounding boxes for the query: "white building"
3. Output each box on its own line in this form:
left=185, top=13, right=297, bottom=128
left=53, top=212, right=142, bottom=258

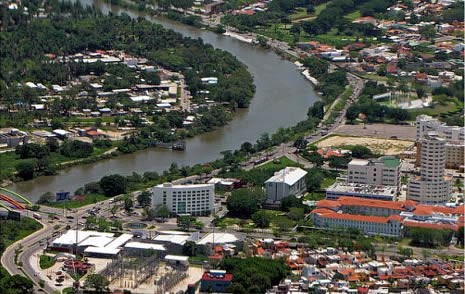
left=152, top=183, right=214, bottom=216
left=311, top=211, right=403, bottom=237
left=326, top=182, right=398, bottom=201
left=264, top=167, right=307, bottom=203
left=347, top=156, right=401, bottom=190
left=415, top=115, right=464, bottom=169
left=408, top=133, right=452, bottom=204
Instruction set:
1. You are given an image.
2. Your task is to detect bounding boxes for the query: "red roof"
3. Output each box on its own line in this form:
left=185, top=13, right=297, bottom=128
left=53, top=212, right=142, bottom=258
left=403, top=221, right=458, bottom=231
left=337, top=197, right=412, bottom=211
left=202, top=272, right=233, bottom=282
left=86, top=130, right=100, bottom=136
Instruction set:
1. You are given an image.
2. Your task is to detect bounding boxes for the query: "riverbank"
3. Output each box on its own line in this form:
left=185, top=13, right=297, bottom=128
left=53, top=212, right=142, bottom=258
left=7, top=0, right=320, bottom=201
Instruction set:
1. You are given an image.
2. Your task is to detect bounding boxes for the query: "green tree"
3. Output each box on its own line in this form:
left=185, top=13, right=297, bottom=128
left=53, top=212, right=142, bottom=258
left=99, top=174, right=127, bottom=196
left=305, top=168, right=324, bottom=192
left=304, top=151, right=324, bottom=167
left=251, top=210, right=271, bottom=228
left=178, top=215, right=195, bottom=230
left=287, top=207, right=304, bottom=221
left=124, top=197, right=133, bottom=213
left=16, top=160, right=37, bottom=180
left=84, top=274, right=109, bottom=293
left=280, top=195, right=302, bottom=211
left=137, top=191, right=151, bottom=207
left=226, top=188, right=265, bottom=217
left=154, top=204, right=170, bottom=220
left=182, top=240, right=197, bottom=256
left=419, top=25, right=436, bottom=40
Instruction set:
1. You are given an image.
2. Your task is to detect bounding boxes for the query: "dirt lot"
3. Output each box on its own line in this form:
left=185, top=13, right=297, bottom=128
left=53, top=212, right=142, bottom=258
left=316, top=135, right=414, bottom=155
left=334, top=123, right=416, bottom=141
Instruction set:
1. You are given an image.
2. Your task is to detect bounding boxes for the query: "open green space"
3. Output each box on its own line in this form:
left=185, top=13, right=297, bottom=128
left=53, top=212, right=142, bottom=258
left=0, top=217, right=42, bottom=293
left=407, top=101, right=462, bottom=118
left=0, top=145, right=113, bottom=181
left=345, top=10, right=361, bottom=20
left=46, top=194, right=107, bottom=209
left=257, top=156, right=303, bottom=171
left=39, top=255, right=55, bottom=269
left=289, top=7, right=308, bottom=21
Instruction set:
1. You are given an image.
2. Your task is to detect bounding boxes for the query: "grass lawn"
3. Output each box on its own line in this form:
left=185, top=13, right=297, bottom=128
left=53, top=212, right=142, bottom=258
left=361, top=74, right=389, bottom=82
left=345, top=10, right=361, bottom=20
left=407, top=102, right=462, bottom=117
left=257, top=156, right=302, bottom=171
left=62, top=288, right=74, bottom=294
left=188, top=255, right=209, bottom=263
left=46, top=194, right=108, bottom=209
left=321, top=177, right=337, bottom=189
left=314, top=2, right=328, bottom=15
left=39, top=255, right=55, bottom=269
left=289, top=7, right=308, bottom=20
left=304, top=192, right=325, bottom=201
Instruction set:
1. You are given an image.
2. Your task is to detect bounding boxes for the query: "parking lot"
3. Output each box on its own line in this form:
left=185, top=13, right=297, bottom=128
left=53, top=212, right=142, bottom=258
left=334, top=123, right=416, bottom=141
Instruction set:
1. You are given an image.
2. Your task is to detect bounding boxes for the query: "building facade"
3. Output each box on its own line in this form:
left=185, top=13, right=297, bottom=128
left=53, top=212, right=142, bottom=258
left=311, top=211, right=403, bottom=237
left=265, top=167, right=307, bottom=203
left=408, top=133, right=451, bottom=204
left=347, top=156, right=401, bottom=189
left=152, top=183, right=215, bottom=216
left=416, top=115, right=464, bottom=169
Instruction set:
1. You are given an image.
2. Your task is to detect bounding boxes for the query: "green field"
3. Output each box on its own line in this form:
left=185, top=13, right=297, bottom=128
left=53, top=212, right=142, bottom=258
left=46, top=193, right=108, bottom=209
left=39, top=255, right=55, bottom=269
left=345, top=10, right=361, bottom=20
left=257, top=156, right=303, bottom=171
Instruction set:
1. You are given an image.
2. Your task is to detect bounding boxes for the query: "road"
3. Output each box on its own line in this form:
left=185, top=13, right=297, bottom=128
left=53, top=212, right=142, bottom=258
left=0, top=41, right=364, bottom=294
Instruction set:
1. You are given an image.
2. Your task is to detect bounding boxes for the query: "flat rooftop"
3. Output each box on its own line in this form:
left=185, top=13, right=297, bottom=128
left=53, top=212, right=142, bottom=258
left=327, top=182, right=397, bottom=196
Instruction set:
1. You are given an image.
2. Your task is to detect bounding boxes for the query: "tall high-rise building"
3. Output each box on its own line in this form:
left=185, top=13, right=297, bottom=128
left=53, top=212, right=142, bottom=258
left=408, top=132, right=451, bottom=204
left=415, top=115, right=464, bottom=169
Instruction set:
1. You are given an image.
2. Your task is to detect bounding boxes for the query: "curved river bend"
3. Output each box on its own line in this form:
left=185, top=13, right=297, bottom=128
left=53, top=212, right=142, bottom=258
left=9, top=0, right=319, bottom=202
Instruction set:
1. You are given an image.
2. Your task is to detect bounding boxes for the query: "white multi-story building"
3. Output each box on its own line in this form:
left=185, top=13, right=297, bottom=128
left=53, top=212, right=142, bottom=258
left=416, top=115, right=464, bottom=169
left=152, top=183, right=215, bottom=216
left=408, top=133, right=452, bottom=204
left=347, top=156, right=401, bottom=189
left=265, top=167, right=307, bottom=203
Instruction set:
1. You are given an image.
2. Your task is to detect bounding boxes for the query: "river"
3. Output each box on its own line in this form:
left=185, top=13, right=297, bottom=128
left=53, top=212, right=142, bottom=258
left=9, top=0, right=319, bottom=202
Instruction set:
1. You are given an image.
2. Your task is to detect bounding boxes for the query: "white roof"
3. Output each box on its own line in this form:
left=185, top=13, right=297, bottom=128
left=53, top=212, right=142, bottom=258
left=265, top=167, right=308, bottom=186
left=79, top=236, right=114, bottom=247
left=52, top=129, right=72, bottom=136
left=106, top=233, right=133, bottom=249
left=52, top=230, right=114, bottom=246
left=153, top=234, right=190, bottom=245
left=124, top=242, right=166, bottom=251
left=197, top=233, right=239, bottom=245
left=348, top=159, right=368, bottom=166
left=158, top=231, right=191, bottom=235
left=130, top=95, right=154, bottom=102
left=84, top=246, right=120, bottom=255
left=165, top=255, right=189, bottom=262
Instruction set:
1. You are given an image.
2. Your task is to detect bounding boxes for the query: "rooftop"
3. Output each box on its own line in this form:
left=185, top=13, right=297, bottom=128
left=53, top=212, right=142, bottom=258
left=327, top=183, right=397, bottom=197
left=265, top=167, right=308, bottom=186
left=197, top=232, right=240, bottom=245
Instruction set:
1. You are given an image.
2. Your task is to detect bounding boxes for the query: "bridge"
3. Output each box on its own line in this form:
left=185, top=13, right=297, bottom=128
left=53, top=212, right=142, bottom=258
left=0, top=187, right=32, bottom=211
